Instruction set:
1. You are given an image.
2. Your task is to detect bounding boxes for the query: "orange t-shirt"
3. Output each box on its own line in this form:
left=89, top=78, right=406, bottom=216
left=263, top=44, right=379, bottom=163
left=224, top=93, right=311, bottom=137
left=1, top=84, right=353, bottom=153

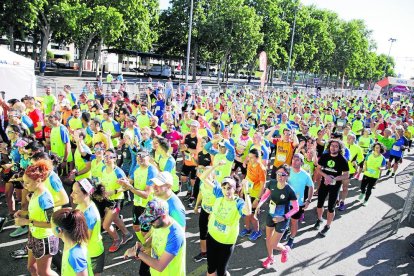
left=272, top=138, right=295, bottom=167
left=246, top=162, right=266, bottom=198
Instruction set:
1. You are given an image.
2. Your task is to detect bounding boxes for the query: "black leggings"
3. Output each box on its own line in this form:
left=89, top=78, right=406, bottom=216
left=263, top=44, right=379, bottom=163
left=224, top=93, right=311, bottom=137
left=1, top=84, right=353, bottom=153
left=317, top=181, right=342, bottom=213
left=193, top=177, right=201, bottom=199
left=207, top=234, right=235, bottom=276
left=199, top=207, right=209, bottom=240
left=360, top=175, right=378, bottom=201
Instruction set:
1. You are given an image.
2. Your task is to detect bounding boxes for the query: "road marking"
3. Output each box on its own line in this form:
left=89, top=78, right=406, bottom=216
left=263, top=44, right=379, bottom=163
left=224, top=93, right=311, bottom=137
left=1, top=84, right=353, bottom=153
left=0, top=238, right=27, bottom=248
left=188, top=263, right=207, bottom=276
left=104, top=259, right=131, bottom=270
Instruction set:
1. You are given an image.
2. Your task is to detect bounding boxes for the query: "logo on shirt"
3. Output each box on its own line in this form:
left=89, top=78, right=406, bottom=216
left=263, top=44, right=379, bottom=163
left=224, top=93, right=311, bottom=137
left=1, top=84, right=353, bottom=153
left=280, top=194, right=285, bottom=199
left=327, top=160, right=336, bottom=168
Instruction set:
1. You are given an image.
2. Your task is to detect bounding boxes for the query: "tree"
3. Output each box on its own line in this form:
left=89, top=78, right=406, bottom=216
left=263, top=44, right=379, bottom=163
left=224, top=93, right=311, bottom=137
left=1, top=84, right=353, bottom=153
left=0, top=0, right=42, bottom=52
left=60, top=1, right=124, bottom=76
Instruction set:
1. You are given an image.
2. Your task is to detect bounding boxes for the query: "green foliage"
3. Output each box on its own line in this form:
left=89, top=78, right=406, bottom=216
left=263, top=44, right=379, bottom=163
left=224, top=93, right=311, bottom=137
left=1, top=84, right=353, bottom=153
left=46, top=50, right=54, bottom=59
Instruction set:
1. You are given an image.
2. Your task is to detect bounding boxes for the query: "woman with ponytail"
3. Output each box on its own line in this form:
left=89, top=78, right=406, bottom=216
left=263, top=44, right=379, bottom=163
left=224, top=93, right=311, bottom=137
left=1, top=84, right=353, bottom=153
left=14, top=160, right=59, bottom=275
left=52, top=208, right=93, bottom=276
left=71, top=178, right=105, bottom=275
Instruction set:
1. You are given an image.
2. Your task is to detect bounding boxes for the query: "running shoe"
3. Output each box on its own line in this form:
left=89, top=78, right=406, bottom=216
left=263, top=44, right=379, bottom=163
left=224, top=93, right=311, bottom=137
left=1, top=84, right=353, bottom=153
left=358, top=193, right=365, bottom=202
left=391, top=172, right=395, bottom=177
left=239, top=228, right=251, bottom=237
left=363, top=200, right=369, bottom=207
left=121, top=232, right=134, bottom=245
left=109, top=239, right=122, bottom=253
left=286, top=237, right=294, bottom=249
left=319, top=225, right=330, bottom=237
left=314, top=219, right=323, bottom=230
left=0, top=217, right=7, bottom=232
left=299, top=213, right=305, bottom=222
left=193, top=252, right=207, bottom=262
left=281, top=246, right=290, bottom=263
left=10, top=226, right=28, bottom=237
left=10, top=247, right=28, bottom=259
left=262, top=256, right=274, bottom=269
left=248, top=230, right=262, bottom=241
left=338, top=201, right=346, bottom=211
left=385, top=170, right=391, bottom=176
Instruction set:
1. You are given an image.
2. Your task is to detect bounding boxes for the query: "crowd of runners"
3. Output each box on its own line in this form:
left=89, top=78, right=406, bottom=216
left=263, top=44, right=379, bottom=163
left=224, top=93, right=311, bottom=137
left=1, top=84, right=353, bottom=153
left=0, top=79, right=412, bottom=275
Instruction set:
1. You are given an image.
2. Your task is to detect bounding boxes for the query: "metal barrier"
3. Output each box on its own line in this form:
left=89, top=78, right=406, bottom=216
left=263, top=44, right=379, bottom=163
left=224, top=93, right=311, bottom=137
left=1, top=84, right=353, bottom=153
left=395, top=176, right=414, bottom=233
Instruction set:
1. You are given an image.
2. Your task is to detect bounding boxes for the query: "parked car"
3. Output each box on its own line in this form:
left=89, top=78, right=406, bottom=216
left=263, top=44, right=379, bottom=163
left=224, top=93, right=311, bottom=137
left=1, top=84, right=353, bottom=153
left=146, top=65, right=172, bottom=78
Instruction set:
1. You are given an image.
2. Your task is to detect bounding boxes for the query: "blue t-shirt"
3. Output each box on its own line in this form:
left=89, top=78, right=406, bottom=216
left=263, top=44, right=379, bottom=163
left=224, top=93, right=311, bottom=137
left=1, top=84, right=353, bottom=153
left=288, top=169, right=314, bottom=206
left=390, top=136, right=408, bottom=158
left=166, top=194, right=186, bottom=228
left=164, top=221, right=185, bottom=256
left=68, top=244, right=88, bottom=273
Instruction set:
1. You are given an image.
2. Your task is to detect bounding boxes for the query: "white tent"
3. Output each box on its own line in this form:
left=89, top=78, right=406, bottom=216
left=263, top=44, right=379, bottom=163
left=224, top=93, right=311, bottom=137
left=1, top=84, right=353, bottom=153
left=0, top=47, right=36, bottom=100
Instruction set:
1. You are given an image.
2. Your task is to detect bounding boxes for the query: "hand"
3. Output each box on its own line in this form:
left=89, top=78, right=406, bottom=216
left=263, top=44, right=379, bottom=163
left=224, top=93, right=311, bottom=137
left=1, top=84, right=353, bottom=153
left=15, top=217, right=29, bottom=226
left=241, top=179, right=249, bottom=194
left=124, top=243, right=140, bottom=259
left=304, top=201, right=310, bottom=210
left=252, top=198, right=259, bottom=209
left=14, top=210, right=23, bottom=218
left=193, top=206, right=199, bottom=214
left=324, top=175, right=334, bottom=185
left=272, top=216, right=285, bottom=223
left=253, top=208, right=260, bottom=221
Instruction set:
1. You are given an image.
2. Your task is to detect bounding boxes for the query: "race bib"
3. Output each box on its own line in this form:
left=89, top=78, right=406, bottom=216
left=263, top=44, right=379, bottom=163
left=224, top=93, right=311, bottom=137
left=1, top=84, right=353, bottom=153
left=337, top=121, right=344, bottom=127
left=214, top=220, right=227, bottom=232
left=269, top=200, right=276, bottom=215
left=392, top=145, right=401, bottom=151
left=367, top=168, right=376, bottom=174
left=203, top=205, right=213, bottom=213
left=185, top=153, right=191, bottom=161
left=276, top=153, right=287, bottom=162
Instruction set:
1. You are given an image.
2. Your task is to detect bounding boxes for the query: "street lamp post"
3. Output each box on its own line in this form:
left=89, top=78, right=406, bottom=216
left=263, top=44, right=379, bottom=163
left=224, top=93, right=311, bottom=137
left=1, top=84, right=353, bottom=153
left=286, top=3, right=299, bottom=86
left=185, top=0, right=194, bottom=84
left=384, top=38, right=397, bottom=77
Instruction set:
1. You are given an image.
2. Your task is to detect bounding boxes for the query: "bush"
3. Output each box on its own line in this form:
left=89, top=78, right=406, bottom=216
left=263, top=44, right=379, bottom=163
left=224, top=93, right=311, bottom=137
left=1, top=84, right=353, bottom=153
left=47, top=50, right=54, bottom=60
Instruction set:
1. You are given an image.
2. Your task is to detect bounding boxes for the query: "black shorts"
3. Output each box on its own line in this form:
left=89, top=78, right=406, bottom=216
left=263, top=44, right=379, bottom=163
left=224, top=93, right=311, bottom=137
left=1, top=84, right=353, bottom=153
left=266, top=214, right=289, bottom=233
left=291, top=206, right=305, bottom=220
left=232, top=160, right=247, bottom=175
left=181, top=164, right=197, bottom=179
left=91, top=252, right=105, bottom=274
left=133, top=205, right=146, bottom=225
left=247, top=196, right=257, bottom=214
left=12, top=181, right=24, bottom=189
left=389, top=155, right=402, bottom=164
left=27, top=234, right=59, bottom=259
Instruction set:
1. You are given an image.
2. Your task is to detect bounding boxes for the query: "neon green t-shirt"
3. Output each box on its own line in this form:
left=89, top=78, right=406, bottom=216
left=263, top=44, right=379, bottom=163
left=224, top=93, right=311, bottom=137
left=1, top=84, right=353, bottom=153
left=131, top=165, right=157, bottom=207
left=364, top=153, right=386, bottom=179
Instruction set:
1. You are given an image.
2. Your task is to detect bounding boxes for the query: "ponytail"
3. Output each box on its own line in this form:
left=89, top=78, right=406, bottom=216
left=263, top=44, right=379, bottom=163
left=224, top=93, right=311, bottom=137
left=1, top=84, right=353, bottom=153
left=53, top=208, right=89, bottom=244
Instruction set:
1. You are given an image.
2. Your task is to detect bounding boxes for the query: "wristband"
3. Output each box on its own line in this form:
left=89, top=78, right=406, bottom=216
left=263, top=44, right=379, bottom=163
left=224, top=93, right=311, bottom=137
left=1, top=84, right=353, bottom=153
left=115, top=189, right=118, bottom=194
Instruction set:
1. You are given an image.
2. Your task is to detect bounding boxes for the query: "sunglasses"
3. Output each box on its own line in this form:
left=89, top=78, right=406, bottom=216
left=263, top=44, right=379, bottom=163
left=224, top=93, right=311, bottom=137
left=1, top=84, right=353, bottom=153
left=150, top=216, right=161, bottom=224
left=104, top=155, right=116, bottom=159
left=94, top=147, right=104, bottom=152
left=137, top=153, right=149, bottom=158
left=276, top=172, right=288, bottom=177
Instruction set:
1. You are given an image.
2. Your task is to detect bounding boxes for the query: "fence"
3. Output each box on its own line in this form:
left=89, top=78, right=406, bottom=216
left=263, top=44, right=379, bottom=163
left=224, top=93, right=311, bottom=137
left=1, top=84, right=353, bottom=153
left=394, top=176, right=414, bottom=233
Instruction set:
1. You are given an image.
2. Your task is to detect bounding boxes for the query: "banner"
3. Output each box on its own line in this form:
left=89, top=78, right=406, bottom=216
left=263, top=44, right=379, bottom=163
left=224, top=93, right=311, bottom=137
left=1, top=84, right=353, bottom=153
left=258, top=51, right=267, bottom=89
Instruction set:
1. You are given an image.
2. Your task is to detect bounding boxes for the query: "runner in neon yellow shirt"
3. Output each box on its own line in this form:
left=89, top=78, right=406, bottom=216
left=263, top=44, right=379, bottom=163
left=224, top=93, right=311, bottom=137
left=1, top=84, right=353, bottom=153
left=52, top=208, right=93, bottom=276
left=124, top=198, right=186, bottom=276
left=71, top=179, right=105, bottom=275
left=359, top=142, right=387, bottom=205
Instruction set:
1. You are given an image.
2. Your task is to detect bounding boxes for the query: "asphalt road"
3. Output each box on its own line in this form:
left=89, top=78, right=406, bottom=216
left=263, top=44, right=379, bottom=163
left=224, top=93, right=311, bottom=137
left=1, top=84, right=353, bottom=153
left=1, top=157, right=414, bottom=276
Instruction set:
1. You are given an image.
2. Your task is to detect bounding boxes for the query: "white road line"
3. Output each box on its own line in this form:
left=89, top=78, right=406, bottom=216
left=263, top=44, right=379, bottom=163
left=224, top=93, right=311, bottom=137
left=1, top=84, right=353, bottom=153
left=0, top=238, right=27, bottom=248
left=104, top=259, right=132, bottom=270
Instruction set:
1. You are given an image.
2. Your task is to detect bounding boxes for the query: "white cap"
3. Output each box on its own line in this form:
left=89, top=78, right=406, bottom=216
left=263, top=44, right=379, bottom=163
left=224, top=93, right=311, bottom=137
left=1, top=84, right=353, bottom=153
left=78, top=178, right=94, bottom=194
left=150, top=171, right=173, bottom=186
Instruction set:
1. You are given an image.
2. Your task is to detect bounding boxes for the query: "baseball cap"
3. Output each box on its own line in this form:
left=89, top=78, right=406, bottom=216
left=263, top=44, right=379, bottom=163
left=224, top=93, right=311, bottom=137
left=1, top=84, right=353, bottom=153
left=242, top=124, right=250, bottom=130
left=150, top=171, right=173, bottom=186
left=218, top=139, right=228, bottom=147
left=78, top=178, right=94, bottom=194
left=127, top=115, right=137, bottom=122
left=292, top=153, right=304, bottom=162
left=190, top=120, right=200, bottom=127
left=138, top=198, right=169, bottom=225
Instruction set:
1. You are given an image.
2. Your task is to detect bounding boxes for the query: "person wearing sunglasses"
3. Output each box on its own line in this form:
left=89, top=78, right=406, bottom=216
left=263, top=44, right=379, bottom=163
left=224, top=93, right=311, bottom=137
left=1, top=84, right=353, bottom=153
left=200, top=163, right=252, bottom=276
left=254, top=164, right=299, bottom=269
left=101, top=148, right=134, bottom=253
left=124, top=198, right=186, bottom=276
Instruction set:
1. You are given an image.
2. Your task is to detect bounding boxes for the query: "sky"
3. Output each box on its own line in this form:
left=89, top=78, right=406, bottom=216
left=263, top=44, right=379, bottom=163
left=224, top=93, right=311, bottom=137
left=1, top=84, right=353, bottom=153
left=159, top=0, right=414, bottom=78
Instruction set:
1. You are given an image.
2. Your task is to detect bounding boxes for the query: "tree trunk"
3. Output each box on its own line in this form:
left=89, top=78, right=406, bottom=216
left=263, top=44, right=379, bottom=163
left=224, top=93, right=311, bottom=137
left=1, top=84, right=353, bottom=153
left=95, top=38, right=103, bottom=77
left=78, top=34, right=95, bottom=77
left=335, top=72, right=340, bottom=89
left=270, top=65, right=274, bottom=86
left=39, top=26, right=51, bottom=76
left=341, top=71, right=345, bottom=89
left=8, top=26, right=15, bottom=52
